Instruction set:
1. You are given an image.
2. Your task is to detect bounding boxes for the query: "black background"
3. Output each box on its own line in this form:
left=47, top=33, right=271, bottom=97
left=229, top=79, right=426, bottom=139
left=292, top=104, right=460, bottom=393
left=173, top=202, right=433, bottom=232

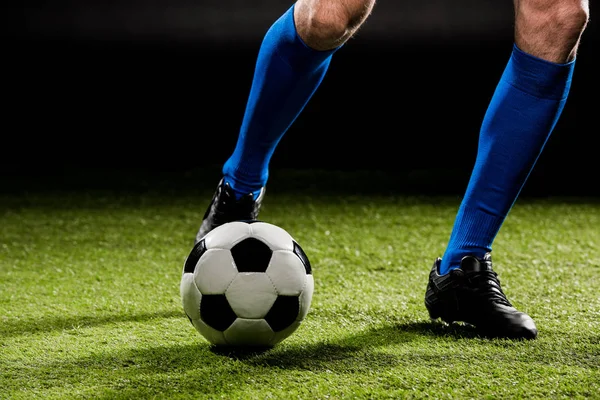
left=3, top=1, right=598, bottom=195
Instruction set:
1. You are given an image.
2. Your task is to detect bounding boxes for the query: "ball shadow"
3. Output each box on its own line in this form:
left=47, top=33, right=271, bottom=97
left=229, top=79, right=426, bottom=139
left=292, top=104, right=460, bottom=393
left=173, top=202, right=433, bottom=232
left=206, top=318, right=483, bottom=364
left=209, top=345, right=274, bottom=359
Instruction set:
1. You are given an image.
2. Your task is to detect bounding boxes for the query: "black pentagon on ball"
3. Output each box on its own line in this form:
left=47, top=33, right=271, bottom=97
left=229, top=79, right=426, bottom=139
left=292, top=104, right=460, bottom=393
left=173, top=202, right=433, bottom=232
left=293, top=241, right=312, bottom=274
left=230, top=237, right=273, bottom=273
left=264, top=295, right=300, bottom=332
left=200, top=294, right=237, bottom=331
left=183, top=238, right=207, bottom=274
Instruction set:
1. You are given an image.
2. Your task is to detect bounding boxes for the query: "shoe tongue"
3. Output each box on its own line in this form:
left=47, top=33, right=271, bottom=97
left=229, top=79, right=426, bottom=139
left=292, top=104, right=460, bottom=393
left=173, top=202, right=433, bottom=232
left=460, top=255, right=492, bottom=272
left=234, top=190, right=261, bottom=201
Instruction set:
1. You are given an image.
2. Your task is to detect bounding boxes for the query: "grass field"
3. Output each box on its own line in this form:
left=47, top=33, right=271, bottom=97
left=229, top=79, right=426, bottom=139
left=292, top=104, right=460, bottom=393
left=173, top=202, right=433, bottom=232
left=1, top=168, right=599, bottom=399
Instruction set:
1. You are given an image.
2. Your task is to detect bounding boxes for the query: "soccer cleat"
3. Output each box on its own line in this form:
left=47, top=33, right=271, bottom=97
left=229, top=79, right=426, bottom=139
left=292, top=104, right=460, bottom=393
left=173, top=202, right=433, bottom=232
left=424, top=253, right=538, bottom=339
left=195, top=178, right=265, bottom=244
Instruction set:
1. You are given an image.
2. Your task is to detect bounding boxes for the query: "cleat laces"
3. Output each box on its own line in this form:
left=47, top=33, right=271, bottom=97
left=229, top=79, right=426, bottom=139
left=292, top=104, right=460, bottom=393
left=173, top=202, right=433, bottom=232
left=453, top=269, right=513, bottom=307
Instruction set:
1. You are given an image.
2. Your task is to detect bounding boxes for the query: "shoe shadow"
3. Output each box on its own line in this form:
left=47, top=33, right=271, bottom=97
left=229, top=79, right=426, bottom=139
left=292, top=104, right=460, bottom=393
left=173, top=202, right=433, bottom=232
left=403, top=320, right=480, bottom=339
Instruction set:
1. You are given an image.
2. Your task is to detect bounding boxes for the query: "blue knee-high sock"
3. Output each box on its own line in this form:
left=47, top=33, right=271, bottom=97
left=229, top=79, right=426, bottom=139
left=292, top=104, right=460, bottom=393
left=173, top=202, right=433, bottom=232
left=439, top=44, right=575, bottom=274
left=222, top=4, right=339, bottom=198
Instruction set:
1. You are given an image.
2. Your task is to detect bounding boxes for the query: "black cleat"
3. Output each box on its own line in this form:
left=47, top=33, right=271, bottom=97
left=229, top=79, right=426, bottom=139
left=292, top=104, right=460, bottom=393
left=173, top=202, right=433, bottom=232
left=424, top=253, right=537, bottom=339
left=195, top=178, right=265, bottom=244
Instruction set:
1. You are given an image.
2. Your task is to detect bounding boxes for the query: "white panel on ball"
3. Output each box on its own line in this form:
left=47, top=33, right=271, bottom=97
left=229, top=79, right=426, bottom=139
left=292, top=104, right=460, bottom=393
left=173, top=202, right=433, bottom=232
left=194, top=248, right=238, bottom=294
left=204, top=221, right=251, bottom=249
left=226, top=273, right=278, bottom=319
left=224, top=318, right=275, bottom=346
left=297, top=274, right=314, bottom=321
left=266, top=250, right=308, bottom=296
left=180, top=273, right=202, bottom=321
left=270, top=320, right=302, bottom=345
left=250, top=222, right=295, bottom=251
left=194, top=318, right=227, bottom=346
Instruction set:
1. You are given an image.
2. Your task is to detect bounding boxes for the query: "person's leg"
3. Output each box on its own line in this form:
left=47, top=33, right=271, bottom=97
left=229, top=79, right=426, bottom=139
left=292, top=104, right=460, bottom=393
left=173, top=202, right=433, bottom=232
left=439, top=0, right=589, bottom=274
left=222, top=0, right=375, bottom=199
left=196, top=0, right=375, bottom=242
left=426, top=0, right=589, bottom=339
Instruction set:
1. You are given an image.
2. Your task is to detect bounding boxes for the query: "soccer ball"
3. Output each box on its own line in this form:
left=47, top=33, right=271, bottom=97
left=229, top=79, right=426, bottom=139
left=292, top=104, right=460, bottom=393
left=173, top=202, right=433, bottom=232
left=180, top=220, right=314, bottom=347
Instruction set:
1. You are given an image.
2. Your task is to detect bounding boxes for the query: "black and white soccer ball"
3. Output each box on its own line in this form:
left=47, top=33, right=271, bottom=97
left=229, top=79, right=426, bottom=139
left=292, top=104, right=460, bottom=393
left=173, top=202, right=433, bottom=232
left=180, top=220, right=314, bottom=347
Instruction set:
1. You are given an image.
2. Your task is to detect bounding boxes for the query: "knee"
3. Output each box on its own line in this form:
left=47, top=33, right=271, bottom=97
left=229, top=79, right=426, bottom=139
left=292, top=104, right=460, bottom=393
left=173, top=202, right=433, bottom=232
left=518, top=0, right=589, bottom=39
left=294, top=0, right=376, bottom=50
left=553, top=0, right=589, bottom=34
left=515, top=0, right=589, bottom=61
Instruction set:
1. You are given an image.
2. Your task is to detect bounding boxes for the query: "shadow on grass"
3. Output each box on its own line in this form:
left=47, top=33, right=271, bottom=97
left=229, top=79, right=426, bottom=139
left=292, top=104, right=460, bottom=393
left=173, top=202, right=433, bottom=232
left=3, top=320, right=433, bottom=397
left=4, top=318, right=598, bottom=398
left=5, top=321, right=479, bottom=382
left=0, top=309, right=183, bottom=338
left=210, top=320, right=480, bottom=361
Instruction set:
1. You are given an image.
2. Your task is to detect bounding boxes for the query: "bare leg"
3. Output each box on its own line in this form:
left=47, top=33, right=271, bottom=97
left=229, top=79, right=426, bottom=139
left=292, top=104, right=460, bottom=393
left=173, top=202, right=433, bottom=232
left=514, top=0, right=589, bottom=63
left=295, top=0, right=376, bottom=50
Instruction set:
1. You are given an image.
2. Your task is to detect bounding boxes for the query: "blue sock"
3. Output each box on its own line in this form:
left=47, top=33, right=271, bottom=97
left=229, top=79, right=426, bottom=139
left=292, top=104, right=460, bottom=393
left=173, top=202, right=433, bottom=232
left=439, top=44, right=575, bottom=275
left=222, top=4, right=339, bottom=199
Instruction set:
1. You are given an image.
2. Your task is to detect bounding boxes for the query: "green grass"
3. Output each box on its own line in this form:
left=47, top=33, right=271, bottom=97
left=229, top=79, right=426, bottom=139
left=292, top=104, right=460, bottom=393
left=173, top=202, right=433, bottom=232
left=1, top=169, right=599, bottom=399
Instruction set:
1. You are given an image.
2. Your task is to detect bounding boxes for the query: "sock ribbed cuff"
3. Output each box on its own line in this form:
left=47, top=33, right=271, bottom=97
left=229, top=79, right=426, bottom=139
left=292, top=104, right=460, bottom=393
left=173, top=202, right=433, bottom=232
left=507, top=44, right=575, bottom=100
